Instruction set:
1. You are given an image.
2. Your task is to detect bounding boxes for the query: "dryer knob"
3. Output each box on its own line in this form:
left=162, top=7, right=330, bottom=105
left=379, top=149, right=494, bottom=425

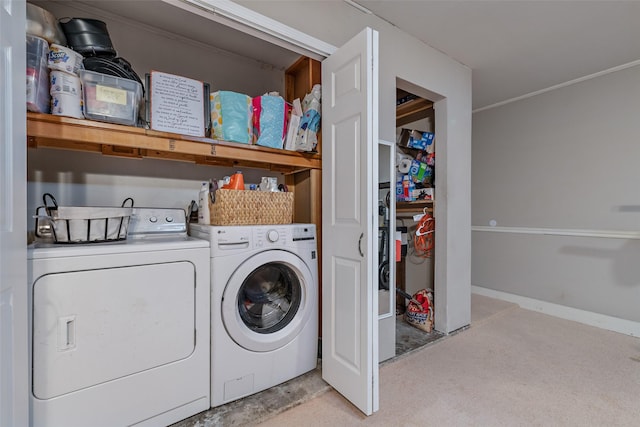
left=267, top=229, right=279, bottom=242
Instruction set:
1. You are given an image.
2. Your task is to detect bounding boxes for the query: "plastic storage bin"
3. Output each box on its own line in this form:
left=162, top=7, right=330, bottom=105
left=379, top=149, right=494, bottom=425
left=26, top=34, right=50, bottom=113
left=79, top=69, right=142, bottom=126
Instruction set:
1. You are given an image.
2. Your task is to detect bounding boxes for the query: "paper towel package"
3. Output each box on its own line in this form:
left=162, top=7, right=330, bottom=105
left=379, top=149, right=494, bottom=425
left=252, top=95, right=290, bottom=149
left=210, top=90, right=253, bottom=144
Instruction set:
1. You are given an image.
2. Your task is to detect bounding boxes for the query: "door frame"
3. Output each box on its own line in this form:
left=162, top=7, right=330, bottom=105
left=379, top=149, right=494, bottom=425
left=0, top=0, right=28, bottom=425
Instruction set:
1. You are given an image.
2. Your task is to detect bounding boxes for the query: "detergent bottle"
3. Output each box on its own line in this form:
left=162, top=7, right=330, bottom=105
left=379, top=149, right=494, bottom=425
left=224, top=171, right=245, bottom=190
left=198, top=182, right=210, bottom=224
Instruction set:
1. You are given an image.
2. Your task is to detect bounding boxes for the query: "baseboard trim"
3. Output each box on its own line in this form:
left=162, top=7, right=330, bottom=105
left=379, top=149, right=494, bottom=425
left=471, top=285, right=640, bottom=337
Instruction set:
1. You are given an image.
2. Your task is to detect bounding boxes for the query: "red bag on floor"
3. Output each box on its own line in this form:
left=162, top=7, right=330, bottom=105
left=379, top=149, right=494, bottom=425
left=404, top=289, right=434, bottom=332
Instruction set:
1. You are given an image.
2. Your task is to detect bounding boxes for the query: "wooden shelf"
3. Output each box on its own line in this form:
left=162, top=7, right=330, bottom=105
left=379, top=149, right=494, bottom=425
left=27, top=112, right=321, bottom=172
left=396, top=98, right=433, bottom=128
left=396, top=200, right=433, bottom=215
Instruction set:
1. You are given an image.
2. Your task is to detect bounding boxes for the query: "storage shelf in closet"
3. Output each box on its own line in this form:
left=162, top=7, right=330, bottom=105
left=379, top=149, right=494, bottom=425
left=26, top=112, right=322, bottom=172
left=396, top=98, right=433, bottom=128
left=395, top=89, right=435, bottom=213
left=396, top=200, right=433, bottom=215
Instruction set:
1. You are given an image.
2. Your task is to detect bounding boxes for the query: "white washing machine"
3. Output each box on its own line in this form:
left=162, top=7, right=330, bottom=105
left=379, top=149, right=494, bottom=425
left=28, top=208, right=210, bottom=427
left=189, top=223, right=318, bottom=407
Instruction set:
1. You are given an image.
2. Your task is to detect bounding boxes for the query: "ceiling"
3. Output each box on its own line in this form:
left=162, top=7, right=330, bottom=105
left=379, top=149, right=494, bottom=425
left=35, top=0, right=304, bottom=68
left=351, top=0, right=640, bottom=110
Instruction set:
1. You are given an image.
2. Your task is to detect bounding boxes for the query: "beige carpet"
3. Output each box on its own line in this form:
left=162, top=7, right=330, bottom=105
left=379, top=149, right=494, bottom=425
left=258, top=294, right=640, bottom=426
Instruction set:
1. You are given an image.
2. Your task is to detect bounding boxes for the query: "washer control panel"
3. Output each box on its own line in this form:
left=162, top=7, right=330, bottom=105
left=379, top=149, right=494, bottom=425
left=266, top=229, right=279, bottom=242
left=291, top=225, right=316, bottom=242
left=254, top=227, right=288, bottom=248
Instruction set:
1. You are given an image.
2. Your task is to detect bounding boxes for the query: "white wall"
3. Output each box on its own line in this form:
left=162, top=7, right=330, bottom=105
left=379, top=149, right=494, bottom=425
left=379, top=30, right=472, bottom=333
left=472, top=63, right=640, bottom=329
left=27, top=149, right=271, bottom=227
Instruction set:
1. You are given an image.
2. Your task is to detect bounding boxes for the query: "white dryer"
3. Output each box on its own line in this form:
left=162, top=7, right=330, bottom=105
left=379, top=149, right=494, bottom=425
left=28, top=208, right=210, bottom=427
left=190, top=223, right=318, bottom=407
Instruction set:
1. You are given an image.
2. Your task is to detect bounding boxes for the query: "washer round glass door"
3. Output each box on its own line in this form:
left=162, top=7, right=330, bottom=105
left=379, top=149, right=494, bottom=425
left=221, top=250, right=316, bottom=352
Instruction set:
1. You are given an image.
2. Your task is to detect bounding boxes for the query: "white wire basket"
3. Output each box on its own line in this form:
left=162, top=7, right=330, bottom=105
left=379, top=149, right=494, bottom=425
left=35, top=193, right=134, bottom=243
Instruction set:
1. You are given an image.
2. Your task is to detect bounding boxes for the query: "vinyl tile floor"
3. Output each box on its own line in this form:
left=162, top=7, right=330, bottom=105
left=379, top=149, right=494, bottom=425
left=172, top=317, right=444, bottom=427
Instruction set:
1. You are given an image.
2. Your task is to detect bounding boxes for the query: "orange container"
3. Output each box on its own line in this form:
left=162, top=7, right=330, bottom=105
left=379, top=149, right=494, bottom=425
left=223, top=172, right=244, bottom=190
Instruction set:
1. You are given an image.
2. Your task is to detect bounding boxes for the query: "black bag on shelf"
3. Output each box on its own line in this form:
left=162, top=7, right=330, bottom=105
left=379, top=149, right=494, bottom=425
left=82, top=56, right=145, bottom=95
left=59, top=18, right=117, bottom=57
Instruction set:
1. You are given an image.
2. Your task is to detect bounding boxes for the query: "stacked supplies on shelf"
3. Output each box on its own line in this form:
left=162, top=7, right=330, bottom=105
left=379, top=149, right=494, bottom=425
left=25, top=4, right=146, bottom=125
left=210, top=86, right=321, bottom=152
left=287, top=84, right=321, bottom=152
left=396, top=128, right=435, bottom=202
left=25, top=4, right=321, bottom=153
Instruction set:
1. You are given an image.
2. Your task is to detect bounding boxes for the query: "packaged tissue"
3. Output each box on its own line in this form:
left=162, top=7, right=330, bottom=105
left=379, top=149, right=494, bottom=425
left=252, top=94, right=290, bottom=149
left=210, top=91, right=253, bottom=144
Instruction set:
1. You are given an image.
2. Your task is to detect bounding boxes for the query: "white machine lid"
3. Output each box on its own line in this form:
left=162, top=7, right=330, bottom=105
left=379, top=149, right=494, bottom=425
left=28, top=235, right=208, bottom=259
left=29, top=207, right=209, bottom=259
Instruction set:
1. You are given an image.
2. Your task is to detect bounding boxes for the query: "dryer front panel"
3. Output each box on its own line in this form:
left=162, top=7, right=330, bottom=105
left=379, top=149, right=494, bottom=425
left=221, top=250, right=316, bottom=352
left=32, top=261, right=196, bottom=400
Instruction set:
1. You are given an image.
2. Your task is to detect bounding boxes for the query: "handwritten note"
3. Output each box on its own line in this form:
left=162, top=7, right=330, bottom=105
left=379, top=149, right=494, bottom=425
left=150, top=71, right=205, bottom=137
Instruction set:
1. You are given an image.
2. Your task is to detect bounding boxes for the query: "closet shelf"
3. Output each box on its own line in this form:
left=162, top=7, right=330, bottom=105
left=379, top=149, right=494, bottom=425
left=27, top=112, right=321, bottom=172
left=396, top=98, right=433, bottom=128
left=396, top=200, right=434, bottom=214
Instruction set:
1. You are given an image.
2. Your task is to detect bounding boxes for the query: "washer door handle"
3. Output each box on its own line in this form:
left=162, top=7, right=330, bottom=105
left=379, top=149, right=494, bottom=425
left=358, top=232, right=364, bottom=258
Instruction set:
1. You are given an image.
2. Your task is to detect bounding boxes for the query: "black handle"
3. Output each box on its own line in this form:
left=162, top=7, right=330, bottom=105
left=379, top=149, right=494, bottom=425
left=42, top=193, right=59, bottom=217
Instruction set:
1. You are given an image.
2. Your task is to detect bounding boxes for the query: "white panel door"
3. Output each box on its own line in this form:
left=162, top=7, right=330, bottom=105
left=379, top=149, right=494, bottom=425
left=0, top=0, right=28, bottom=425
left=321, top=27, right=379, bottom=416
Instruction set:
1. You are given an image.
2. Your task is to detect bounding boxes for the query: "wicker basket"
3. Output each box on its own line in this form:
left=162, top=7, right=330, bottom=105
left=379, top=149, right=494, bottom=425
left=209, top=189, right=293, bottom=225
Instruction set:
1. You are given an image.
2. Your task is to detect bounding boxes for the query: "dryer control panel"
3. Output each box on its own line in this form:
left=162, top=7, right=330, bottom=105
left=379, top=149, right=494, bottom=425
left=128, top=208, right=188, bottom=236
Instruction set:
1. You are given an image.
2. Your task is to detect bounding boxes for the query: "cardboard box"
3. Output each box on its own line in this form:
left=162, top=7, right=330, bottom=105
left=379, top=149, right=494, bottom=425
left=399, top=128, right=435, bottom=151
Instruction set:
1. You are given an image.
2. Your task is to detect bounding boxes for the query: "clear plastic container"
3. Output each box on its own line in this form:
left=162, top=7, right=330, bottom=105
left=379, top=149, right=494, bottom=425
left=79, top=69, right=142, bottom=126
left=26, top=34, right=51, bottom=113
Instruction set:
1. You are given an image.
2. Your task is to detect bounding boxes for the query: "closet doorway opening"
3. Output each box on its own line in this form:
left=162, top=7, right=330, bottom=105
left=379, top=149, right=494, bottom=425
left=379, top=84, right=444, bottom=362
